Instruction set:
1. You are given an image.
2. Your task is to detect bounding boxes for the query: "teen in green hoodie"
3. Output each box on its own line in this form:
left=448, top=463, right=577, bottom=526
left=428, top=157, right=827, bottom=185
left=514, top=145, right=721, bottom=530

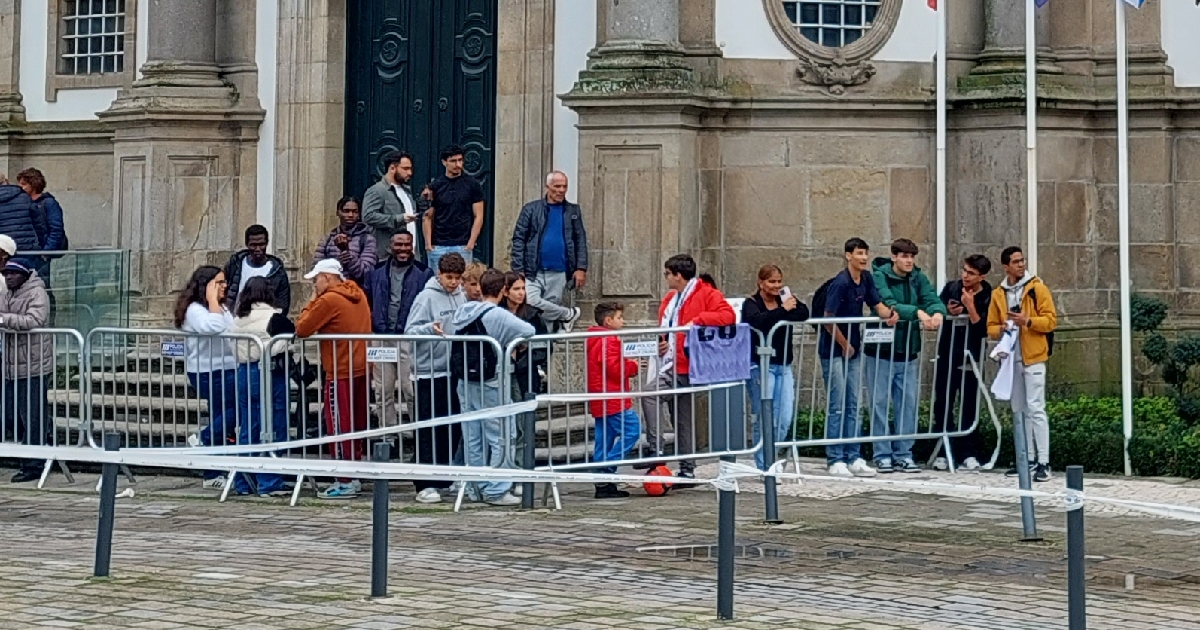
left=864, top=238, right=946, bottom=473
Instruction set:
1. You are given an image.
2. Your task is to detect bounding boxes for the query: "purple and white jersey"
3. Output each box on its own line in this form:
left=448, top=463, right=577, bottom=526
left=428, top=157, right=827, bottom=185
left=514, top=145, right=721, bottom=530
left=687, top=324, right=753, bottom=385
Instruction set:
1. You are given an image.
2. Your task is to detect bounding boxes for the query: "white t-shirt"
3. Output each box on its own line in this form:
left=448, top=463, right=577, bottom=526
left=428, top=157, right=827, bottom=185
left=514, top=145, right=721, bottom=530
left=239, top=257, right=273, bottom=293
left=393, top=184, right=415, bottom=235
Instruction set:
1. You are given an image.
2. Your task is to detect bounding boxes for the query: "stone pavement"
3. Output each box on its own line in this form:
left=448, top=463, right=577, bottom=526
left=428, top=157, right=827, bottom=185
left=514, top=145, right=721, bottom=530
left=3, top=461, right=1200, bottom=630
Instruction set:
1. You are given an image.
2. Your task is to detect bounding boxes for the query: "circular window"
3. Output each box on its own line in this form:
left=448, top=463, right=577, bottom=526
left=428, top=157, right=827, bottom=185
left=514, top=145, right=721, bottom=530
left=763, top=0, right=901, bottom=64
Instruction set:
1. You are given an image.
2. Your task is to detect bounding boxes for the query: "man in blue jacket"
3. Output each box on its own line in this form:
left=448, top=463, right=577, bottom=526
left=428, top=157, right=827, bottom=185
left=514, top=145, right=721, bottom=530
left=366, top=231, right=433, bottom=428
left=509, top=171, right=586, bottom=331
left=16, top=168, right=66, bottom=317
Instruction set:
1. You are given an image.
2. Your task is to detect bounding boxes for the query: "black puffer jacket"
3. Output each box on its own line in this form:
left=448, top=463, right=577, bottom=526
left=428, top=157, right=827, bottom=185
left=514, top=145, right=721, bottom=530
left=0, top=185, right=42, bottom=252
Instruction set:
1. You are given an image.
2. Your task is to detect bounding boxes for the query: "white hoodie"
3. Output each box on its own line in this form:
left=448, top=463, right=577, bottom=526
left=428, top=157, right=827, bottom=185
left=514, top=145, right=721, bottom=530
left=181, top=303, right=237, bottom=374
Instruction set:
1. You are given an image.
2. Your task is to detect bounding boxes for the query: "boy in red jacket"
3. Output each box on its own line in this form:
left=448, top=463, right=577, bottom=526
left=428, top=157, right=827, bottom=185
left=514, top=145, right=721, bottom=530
left=586, top=302, right=640, bottom=499
left=641, top=254, right=736, bottom=479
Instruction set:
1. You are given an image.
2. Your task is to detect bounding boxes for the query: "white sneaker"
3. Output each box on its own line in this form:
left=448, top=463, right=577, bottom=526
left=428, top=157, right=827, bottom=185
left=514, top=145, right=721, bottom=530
left=933, top=457, right=949, bottom=471
left=485, top=492, right=522, bottom=506
left=511, top=484, right=523, bottom=498
left=828, top=461, right=853, bottom=478
left=187, top=434, right=201, bottom=448
left=561, top=307, right=582, bottom=333
left=962, top=457, right=981, bottom=471
left=348, top=480, right=363, bottom=493
left=848, top=458, right=878, bottom=478
left=415, top=488, right=443, bottom=504
left=202, top=476, right=226, bottom=491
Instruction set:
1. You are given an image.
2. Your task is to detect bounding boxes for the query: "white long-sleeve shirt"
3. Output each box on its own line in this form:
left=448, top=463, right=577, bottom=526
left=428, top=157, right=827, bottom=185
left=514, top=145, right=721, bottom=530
left=181, top=303, right=237, bottom=374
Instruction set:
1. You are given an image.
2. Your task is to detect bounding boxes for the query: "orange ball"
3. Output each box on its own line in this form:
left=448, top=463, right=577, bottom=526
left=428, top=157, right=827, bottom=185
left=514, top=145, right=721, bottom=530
left=643, top=464, right=675, bottom=496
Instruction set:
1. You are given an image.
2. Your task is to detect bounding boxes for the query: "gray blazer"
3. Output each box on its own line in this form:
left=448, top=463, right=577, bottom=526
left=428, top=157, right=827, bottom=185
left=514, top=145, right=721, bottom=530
left=362, top=178, right=427, bottom=256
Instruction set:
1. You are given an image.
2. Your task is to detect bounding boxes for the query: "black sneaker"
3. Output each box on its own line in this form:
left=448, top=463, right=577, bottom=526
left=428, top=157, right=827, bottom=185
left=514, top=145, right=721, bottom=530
left=10, top=469, right=40, bottom=484
left=594, top=483, right=630, bottom=499
left=1005, top=462, right=1036, bottom=477
left=1033, top=464, right=1051, bottom=483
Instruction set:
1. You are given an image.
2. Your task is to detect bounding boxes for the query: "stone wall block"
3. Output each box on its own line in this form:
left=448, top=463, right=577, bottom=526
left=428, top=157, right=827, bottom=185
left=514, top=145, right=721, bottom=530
left=1093, top=136, right=1116, bottom=185
left=1094, top=184, right=1118, bottom=243
left=1129, top=135, right=1172, bottom=185
left=1129, top=244, right=1174, bottom=291
left=809, top=168, right=887, bottom=248
left=720, top=135, right=788, bottom=168
left=1129, top=184, right=1173, bottom=243
left=954, top=133, right=1025, bottom=183
left=722, top=168, right=806, bottom=247
left=1176, top=183, right=1200, bottom=244
left=888, top=167, right=930, bottom=245
left=1039, top=244, right=1078, bottom=291
left=1038, top=181, right=1056, bottom=245
left=1054, top=182, right=1091, bottom=244
left=789, top=135, right=930, bottom=169
left=698, top=169, right=723, bottom=249
left=594, top=146, right=663, bottom=297
left=1096, top=244, right=1120, bottom=290
left=954, top=182, right=1024, bottom=245
left=1176, top=136, right=1200, bottom=182
left=1039, top=135, right=1093, bottom=182
left=1177, top=245, right=1200, bottom=290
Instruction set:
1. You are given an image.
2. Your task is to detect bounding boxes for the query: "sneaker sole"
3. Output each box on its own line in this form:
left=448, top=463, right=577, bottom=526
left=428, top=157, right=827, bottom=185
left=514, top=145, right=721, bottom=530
left=318, top=494, right=358, bottom=500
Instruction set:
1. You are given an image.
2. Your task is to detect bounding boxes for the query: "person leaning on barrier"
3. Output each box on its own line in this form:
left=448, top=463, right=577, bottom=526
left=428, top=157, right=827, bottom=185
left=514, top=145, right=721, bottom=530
left=227, top=276, right=294, bottom=497
left=0, top=259, right=52, bottom=484
left=741, top=264, right=810, bottom=472
left=865, top=238, right=946, bottom=474
left=223, top=224, right=292, bottom=315
left=175, top=265, right=240, bottom=491
left=586, top=302, right=640, bottom=499
left=501, top=271, right=549, bottom=399
left=403, top=252, right=468, bottom=504
left=314, top=196, right=377, bottom=287
left=295, top=258, right=374, bottom=500
left=640, top=254, right=736, bottom=481
left=449, top=269, right=535, bottom=507
left=509, top=170, right=586, bottom=332
left=930, top=254, right=993, bottom=473
left=987, top=246, right=1057, bottom=483
left=366, top=232, right=433, bottom=430
left=817, top=237, right=897, bottom=479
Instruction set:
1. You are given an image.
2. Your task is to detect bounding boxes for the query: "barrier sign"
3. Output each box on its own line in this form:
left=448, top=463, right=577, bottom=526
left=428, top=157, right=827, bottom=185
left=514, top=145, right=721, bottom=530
left=367, top=347, right=399, bottom=363
left=862, top=328, right=895, bottom=345
left=161, top=342, right=185, bottom=358
left=622, top=340, right=660, bottom=358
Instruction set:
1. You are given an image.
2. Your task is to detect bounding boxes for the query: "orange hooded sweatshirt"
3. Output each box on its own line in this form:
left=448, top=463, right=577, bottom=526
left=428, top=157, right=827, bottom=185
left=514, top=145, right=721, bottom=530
left=295, top=279, right=373, bottom=379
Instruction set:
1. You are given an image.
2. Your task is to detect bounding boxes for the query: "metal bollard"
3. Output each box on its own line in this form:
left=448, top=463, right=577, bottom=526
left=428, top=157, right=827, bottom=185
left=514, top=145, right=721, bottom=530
left=1066, top=466, right=1087, bottom=630
left=520, top=398, right=536, bottom=510
left=1011, top=413, right=1041, bottom=542
left=759, top=346, right=782, bottom=525
left=93, top=434, right=120, bottom=577
left=716, top=454, right=736, bottom=620
left=371, top=442, right=391, bottom=598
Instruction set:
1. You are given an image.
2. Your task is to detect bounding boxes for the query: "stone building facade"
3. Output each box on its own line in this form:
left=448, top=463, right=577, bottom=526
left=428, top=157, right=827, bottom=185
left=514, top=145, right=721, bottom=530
left=1, top=0, right=1199, bottom=392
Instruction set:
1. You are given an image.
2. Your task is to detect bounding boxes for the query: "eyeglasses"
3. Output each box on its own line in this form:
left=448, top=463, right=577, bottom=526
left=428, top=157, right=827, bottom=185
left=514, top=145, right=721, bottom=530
left=961, top=268, right=981, bottom=277
left=663, top=271, right=672, bottom=278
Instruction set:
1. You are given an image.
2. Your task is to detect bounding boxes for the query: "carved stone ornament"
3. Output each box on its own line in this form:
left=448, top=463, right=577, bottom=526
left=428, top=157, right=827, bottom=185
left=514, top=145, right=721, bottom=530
left=797, top=53, right=877, bottom=95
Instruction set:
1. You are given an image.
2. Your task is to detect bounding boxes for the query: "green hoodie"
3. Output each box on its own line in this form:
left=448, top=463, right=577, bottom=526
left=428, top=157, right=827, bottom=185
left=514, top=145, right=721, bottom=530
left=865, top=256, right=946, bottom=360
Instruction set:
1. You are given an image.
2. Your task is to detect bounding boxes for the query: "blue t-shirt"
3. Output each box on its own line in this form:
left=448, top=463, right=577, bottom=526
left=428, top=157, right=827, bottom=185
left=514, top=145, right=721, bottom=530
left=539, top=204, right=568, bottom=272
left=818, top=269, right=882, bottom=359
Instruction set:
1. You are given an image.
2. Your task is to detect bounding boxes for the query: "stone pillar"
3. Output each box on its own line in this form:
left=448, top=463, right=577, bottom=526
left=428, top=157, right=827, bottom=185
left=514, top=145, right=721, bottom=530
left=217, top=0, right=260, bottom=100
left=970, top=0, right=1053, bottom=76
left=99, top=0, right=264, bottom=319
left=0, top=0, right=24, bottom=123
left=581, top=0, right=692, bottom=90
left=678, top=0, right=721, bottom=83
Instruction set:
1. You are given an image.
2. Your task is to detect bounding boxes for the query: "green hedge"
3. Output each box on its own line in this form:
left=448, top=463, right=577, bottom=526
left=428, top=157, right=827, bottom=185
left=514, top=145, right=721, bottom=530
left=788, top=395, right=1195, bottom=478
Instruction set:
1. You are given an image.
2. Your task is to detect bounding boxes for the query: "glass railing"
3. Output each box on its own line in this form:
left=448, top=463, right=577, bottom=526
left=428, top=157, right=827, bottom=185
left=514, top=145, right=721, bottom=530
left=14, top=249, right=131, bottom=334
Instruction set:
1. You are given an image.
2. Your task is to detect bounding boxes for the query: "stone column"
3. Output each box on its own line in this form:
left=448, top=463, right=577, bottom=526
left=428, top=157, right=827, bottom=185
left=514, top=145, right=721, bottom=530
left=100, top=0, right=264, bottom=320
left=971, top=0, right=1053, bottom=76
left=581, top=0, right=692, bottom=90
left=678, top=0, right=721, bottom=83
left=217, top=0, right=260, bottom=101
left=0, top=0, right=24, bottom=123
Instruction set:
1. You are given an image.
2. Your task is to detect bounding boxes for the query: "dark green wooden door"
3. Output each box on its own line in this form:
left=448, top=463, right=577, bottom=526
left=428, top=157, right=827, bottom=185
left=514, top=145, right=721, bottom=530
left=344, top=0, right=498, bottom=263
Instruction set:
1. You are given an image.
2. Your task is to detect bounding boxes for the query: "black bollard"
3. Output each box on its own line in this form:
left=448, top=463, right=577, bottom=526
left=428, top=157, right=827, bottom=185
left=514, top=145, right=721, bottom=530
left=520, top=397, right=536, bottom=510
left=1066, top=465, right=1087, bottom=630
left=716, top=454, right=736, bottom=620
left=371, top=442, right=391, bottom=598
left=1012, top=413, right=1041, bottom=541
left=93, top=434, right=120, bottom=577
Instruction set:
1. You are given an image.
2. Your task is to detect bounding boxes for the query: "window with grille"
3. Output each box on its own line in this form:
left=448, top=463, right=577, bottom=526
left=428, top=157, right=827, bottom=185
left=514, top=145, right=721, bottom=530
left=780, top=0, right=881, bottom=48
left=60, top=0, right=127, bottom=75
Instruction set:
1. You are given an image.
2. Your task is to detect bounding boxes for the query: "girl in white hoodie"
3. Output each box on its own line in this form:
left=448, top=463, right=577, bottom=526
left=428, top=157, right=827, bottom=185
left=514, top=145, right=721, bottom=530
left=228, top=277, right=296, bottom=496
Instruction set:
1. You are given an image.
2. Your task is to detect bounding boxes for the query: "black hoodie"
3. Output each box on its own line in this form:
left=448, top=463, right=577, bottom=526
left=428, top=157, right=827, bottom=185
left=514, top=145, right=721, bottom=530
left=936, top=278, right=992, bottom=361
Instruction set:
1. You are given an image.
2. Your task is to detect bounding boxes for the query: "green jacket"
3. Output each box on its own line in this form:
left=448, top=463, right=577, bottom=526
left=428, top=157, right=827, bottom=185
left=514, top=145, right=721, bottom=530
left=865, top=256, right=947, bottom=360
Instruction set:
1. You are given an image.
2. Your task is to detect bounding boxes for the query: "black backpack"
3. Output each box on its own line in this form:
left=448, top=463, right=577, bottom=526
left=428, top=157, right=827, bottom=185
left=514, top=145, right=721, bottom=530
left=1027, top=284, right=1055, bottom=357
left=450, top=308, right=499, bottom=383
left=809, top=277, right=837, bottom=327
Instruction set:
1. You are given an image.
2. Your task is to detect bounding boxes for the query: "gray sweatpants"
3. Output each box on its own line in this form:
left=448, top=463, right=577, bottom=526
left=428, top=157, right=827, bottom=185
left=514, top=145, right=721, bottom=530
left=640, top=373, right=696, bottom=472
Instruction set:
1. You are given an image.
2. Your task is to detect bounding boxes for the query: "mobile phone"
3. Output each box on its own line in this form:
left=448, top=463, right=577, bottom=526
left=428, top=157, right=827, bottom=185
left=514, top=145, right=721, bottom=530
left=781, top=286, right=793, bottom=300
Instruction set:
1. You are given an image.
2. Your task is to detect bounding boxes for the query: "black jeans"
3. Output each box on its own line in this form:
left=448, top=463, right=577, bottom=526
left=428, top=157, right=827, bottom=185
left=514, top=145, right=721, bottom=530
left=930, top=356, right=983, bottom=461
left=3, top=375, right=52, bottom=473
left=412, top=376, right=462, bottom=492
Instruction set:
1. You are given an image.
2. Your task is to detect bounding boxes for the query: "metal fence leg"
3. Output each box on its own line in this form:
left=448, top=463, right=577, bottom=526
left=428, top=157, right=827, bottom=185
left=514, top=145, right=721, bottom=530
left=520, top=407, right=536, bottom=510
left=37, top=459, right=54, bottom=489
left=119, top=465, right=136, bottom=484
left=371, top=442, right=391, bottom=598
left=93, top=434, right=120, bottom=577
left=761, top=404, right=781, bottom=524
left=1066, top=466, right=1087, bottom=630
left=716, top=454, right=736, bottom=620
left=1012, top=412, right=1041, bottom=541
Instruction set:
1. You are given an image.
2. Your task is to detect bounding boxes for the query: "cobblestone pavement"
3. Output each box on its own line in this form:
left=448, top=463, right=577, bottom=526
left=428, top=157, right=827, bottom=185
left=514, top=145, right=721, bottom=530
left=3, top=461, right=1200, bottom=629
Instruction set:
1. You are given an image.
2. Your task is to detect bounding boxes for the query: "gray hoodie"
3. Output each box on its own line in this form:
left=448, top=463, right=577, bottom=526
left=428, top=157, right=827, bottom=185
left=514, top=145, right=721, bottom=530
left=1000, top=271, right=1034, bottom=311
left=451, top=300, right=537, bottom=352
left=405, top=275, right=466, bottom=378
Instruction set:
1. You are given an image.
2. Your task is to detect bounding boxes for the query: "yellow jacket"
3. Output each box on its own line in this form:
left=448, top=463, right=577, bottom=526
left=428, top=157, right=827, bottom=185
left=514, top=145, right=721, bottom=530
left=987, top=276, right=1057, bottom=365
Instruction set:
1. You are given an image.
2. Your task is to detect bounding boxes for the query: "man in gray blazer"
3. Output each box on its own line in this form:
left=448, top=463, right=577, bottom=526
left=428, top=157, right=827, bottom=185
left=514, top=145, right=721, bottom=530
left=362, top=151, right=427, bottom=260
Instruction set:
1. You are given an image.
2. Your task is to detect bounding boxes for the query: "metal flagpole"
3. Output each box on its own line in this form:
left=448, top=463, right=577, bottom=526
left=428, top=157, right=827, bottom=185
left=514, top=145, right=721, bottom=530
left=1025, top=0, right=1038, bottom=274
left=1116, top=0, right=1133, bottom=476
left=935, top=0, right=948, bottom=288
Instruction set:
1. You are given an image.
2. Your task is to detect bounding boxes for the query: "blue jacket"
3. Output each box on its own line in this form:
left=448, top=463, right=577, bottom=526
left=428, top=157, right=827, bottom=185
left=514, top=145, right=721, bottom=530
left=32, top=192, right=67, bottom=251
left=0, top=185, right=43, bottom=253
left=366, top=258, right=433, bottom=334
left=510, top=198, right=588, bottom=278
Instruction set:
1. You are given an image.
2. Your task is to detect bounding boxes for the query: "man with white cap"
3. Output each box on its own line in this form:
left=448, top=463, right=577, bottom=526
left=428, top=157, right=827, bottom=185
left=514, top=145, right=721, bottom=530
left=0, top=257, right=52, bottom=482
left=295, top=258, right=373, bottom=499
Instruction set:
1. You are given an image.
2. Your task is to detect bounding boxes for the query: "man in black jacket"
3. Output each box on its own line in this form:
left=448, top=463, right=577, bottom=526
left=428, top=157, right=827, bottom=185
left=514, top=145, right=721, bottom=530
left=509, top=171, right=586, bottom=331
left=931, top=254, right=992, bottom=472
left=223, top=225, right=292, bottom=313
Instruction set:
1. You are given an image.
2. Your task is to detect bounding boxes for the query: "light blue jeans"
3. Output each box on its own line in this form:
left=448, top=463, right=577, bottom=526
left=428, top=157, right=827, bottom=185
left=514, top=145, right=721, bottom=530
left=747, top=364, right=795, bottom=471
left=427, top=245, right=473, bottom=271
left=456, top=380, right=513, bottom=500
left=820, top=355, right=864, bottom=465
left=864, top=357, right=920, bottom=462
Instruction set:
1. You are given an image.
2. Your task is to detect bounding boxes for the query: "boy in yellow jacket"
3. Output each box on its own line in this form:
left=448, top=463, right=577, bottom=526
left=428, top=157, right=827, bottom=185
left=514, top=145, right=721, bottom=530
left=986, top=246, right=1057, bottom=482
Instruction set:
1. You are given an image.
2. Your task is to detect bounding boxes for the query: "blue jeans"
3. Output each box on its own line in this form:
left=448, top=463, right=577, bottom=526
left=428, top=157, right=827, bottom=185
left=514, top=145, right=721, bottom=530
left=188, top=369, right=240, bottom=480
left=593, top=408, right=641, bottom=475
left=456, top=380, right=513, bottom=500
left=230, top=364, right=286, bottom=495
left=865, top=357, right=920, bottom=462
left=427, top=245, right=473, bottom=271
left=747, top=364, right=795, bottom=471
left=820, top=355, right=863, bottom=465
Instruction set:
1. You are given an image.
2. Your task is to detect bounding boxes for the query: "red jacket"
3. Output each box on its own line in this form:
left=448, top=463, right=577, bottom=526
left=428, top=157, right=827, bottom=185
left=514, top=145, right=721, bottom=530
left=657, top=279, right=737, bottom=376
left=585, top=326, right=638, bottom=418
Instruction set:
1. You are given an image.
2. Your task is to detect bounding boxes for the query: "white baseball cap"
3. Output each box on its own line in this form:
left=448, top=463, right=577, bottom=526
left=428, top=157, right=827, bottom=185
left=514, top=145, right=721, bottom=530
left=0, top=235, right=16, bottom=257
left=304, top=258, right=344, bottom=280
